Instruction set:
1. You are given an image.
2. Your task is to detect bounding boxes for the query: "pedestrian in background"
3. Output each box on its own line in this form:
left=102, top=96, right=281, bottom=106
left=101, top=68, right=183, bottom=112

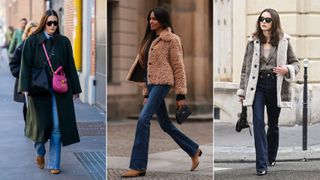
left=122, top=7, right=202, bottom=178
left=18, top=9, right=81, bottom=174
left=237, top=8, right=300, bottom=176
left=0, top=27, right=6, bottom=64
left=4, top=26, right=14, bottom=49
left=9, top=21, right=38, bottom=122
left=8, top=18, right=27, bottom=57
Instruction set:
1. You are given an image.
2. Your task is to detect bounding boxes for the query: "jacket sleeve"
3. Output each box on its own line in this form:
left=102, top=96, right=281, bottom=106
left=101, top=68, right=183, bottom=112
left=237, top=42, right=251, bottom=97
left=169, top=36, right=187, bottom=95
left=18, top=38, right=33, bottom=92
left=9, top=41, right=24, bottom=78
left=64, top=37, right=82, bottom=95
left=142, top=84, right=148, bottom=97
left=284, top=41, right=300, bottom=82
left=8, top=31, right=17, bottom=54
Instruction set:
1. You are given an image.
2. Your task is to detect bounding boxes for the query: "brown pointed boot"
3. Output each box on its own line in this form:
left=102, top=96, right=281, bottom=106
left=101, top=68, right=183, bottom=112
left=36, top=156, right=45, bottom=169
left=190, top=149, right=202, bottom=171
left=121, top=169, right=146, bottom=178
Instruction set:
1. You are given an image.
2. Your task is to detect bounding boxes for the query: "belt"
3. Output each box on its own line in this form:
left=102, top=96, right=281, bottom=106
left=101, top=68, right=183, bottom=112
left=259, top=71, right=276, bottom=79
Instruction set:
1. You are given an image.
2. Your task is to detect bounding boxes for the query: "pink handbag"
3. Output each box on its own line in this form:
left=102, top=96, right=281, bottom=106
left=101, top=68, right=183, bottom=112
left=42, top=43, right=68, bottom=93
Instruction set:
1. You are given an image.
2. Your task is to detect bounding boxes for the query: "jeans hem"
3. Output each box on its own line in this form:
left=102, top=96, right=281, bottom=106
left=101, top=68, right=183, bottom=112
left=129, top=166, right=147, bottom=171
left=47, top=165, right=60, bottom=170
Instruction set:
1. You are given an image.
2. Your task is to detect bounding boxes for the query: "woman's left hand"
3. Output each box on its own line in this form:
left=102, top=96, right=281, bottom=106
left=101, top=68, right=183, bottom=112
left=273, top=65, right=288, bottom=75
left=73, top=94, right=79, bottom=100
left=176, top=99, right=185, bottom=109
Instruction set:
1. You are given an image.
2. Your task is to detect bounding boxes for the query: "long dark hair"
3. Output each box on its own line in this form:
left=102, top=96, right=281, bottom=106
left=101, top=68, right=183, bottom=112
left=138, top=7, right=173, bottom=68
left=32, top=9, right=60, bottom=35
left=253, top=8, right=283, bottom=46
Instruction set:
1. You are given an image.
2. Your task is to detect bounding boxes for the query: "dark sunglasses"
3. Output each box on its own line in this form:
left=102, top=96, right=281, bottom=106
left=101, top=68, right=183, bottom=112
left=46, top=21, right=58, bottom=26
left=259, top=17, right=272, bottom=23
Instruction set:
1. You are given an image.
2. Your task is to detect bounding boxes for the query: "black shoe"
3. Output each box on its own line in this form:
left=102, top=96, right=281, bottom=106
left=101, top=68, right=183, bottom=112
left=269, top=161, right=276, bottom=166
left=257, top=170, right=267, bottom=176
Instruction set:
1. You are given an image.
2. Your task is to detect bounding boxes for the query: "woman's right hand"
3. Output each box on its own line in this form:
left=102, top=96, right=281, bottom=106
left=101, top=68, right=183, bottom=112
left=23, top=91, right=28, bottom=96
left=239, top=96, right=244, bottom=103
left=143, top=98, right=148, bottom=105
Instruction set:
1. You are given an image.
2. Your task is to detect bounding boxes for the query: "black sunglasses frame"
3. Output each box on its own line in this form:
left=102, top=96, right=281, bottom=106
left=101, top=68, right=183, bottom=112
left=46, top=21, right=58, bottom=26
left=259, top=16, right=272, bottom=23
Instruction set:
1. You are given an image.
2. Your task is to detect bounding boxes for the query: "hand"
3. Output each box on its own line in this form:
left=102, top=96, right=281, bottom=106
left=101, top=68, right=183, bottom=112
left=143, top=98, right=148, bottom=105
left=239, top=96, right=245, bottom=103
left=73, top=94, right=79, bottom=100
left=273, top=65, right=288, bottom=75
left=176, top=99, right=185, bottom=109
left=23, top=91, right=28, bottom=96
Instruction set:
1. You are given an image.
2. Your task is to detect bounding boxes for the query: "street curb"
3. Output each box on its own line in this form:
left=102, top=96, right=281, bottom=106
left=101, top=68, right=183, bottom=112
left=128, top=114, right=213, bottom=121
left=214, top=157, right=320, bottom=163
left=214, top=145, right=320, bottom=163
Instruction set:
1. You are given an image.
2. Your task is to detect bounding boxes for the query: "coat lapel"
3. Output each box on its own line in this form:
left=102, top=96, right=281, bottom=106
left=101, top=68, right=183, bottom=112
left=243, top=39, right=260, bottom=106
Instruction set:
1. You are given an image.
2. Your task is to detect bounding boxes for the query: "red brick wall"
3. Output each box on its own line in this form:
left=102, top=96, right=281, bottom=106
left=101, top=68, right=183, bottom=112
left=63, top=0, right=75, bottom=46
left=31, top=0, right=45, bottom=23
left=6, top=0, right=45, bottom=29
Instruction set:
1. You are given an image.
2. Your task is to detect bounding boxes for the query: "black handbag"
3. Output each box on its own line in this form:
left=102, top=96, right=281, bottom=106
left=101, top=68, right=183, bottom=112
left=29, top=67, right=50, bottom=95
left=235, top=105, right=252, bottom=136
left=176, top=106, right=192, bottom=124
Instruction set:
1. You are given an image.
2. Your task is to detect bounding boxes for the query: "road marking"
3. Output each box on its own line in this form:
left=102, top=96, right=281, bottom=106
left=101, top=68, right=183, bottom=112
left=214, top=167, right=231, bottom=171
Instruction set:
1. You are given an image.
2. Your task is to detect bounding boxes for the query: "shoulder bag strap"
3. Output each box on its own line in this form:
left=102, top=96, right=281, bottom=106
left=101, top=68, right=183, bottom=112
left=42, top=43, right=54, bottom=73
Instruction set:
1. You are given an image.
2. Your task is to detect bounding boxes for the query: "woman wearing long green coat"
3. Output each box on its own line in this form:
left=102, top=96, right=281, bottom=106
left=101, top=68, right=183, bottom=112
left=18, top=10, right=81, bottom=174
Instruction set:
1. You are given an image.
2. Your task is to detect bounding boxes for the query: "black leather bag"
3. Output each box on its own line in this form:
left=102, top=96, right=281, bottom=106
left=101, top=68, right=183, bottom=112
left=29, top=67, right=50, bottom=95
left=235, top=105, right=252, bottom=136
left=176, top=106, right=192, bottom=124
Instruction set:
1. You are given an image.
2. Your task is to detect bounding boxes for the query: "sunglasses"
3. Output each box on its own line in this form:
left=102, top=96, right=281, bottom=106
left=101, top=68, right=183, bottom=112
left=46, top=21, right=58, bottom=26
left=259, top=17, right=272, bottom=23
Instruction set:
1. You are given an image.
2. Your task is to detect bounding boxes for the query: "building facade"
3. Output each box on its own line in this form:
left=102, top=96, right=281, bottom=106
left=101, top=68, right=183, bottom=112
left=214, top=0, right=320, bottom=125
left=4, top=0, right=46, bottom=27
left=107, top=0, right=213, bottom=119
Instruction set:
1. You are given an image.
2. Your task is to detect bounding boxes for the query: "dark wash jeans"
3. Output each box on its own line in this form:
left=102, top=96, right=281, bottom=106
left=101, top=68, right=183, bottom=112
left=252, top=76, right=281, bottom=172
left=129, top=84, right=199, bottom=170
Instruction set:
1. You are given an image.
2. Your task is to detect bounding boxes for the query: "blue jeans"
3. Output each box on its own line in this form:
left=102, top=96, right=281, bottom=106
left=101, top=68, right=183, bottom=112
left=129, top=84, right=199, bottom=170
left=34, top=92, right=61, bottom=170
left=252, top=77, right=281, bottom=172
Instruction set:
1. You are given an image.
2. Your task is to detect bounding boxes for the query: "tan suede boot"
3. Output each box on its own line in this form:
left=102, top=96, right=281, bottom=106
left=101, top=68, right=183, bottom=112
left=121, top=169, right=146, bottom=178
left=50, top=169, right=61, bottom=174
left=35, top=156, right=45, bottom=169
left=190, top=149, right=202, bottom=171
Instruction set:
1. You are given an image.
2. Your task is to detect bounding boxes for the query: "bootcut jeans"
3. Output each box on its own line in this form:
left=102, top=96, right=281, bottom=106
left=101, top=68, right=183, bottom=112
left=129, top=84, right=199, bottom=170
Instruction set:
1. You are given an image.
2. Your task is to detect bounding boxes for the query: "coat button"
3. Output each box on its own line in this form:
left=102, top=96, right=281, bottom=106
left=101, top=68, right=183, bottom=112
left=256, top=41, right=259, bottom=44
left=254, top=65, right=257, bottom=68
left=151, top=48, right=153, bottom=51
left=251, top=87, right=254, bottom=91
left=253, top=76, right=255, bottom=79
left=149, top=62, right=151, bottom=65
left=266, top=63, right=269, bottom=65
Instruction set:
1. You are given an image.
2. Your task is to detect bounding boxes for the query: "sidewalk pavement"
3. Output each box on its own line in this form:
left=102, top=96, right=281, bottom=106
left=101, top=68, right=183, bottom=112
left=107, top=119, right=213, bottom=179
left=214, top=121, right=320, bottom=163
left=0, top=53, right=105, bottom=180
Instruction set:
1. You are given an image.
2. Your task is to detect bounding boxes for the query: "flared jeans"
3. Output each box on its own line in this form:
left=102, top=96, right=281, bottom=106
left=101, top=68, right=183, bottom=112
left=129, top=84, right=199, bottom=170
left=34, top=91, right=61, bottom=170
left=252, top=76, right=281, bottom=172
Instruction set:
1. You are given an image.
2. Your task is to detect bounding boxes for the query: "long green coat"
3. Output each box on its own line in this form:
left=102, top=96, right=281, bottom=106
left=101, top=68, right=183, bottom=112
left=18, top=32, right=82, bottom=146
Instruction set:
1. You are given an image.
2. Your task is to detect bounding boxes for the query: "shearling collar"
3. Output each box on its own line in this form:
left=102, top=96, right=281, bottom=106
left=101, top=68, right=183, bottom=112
left=248, top=33, right=291, bottom=42
left=158, top=27, right=174, bottom=41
